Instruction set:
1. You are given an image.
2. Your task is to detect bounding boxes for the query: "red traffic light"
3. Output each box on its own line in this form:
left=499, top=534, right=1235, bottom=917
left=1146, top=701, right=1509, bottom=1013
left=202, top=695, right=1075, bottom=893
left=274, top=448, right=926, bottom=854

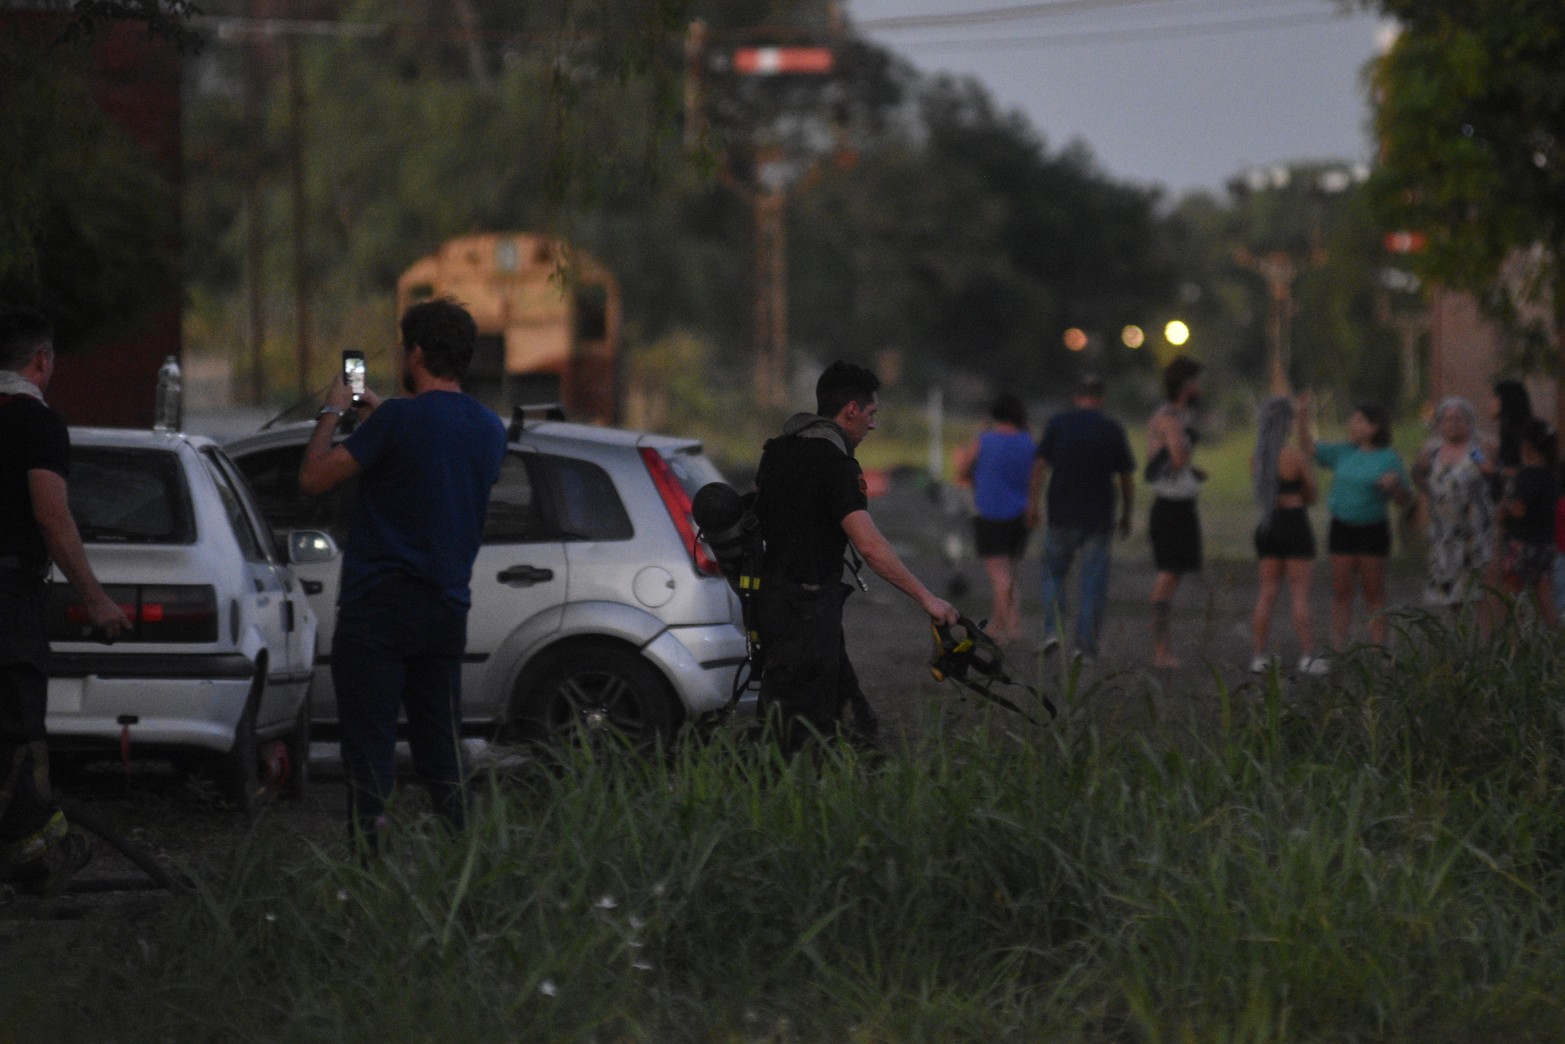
left=732, top=47, right=834, bottom=75
left=1383, top=231, right=1428, bottom=253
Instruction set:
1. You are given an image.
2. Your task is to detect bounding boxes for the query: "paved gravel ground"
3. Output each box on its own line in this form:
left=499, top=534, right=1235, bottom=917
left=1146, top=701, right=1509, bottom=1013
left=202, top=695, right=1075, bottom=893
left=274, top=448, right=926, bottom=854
left=846, top=476, right=1428, bottom=748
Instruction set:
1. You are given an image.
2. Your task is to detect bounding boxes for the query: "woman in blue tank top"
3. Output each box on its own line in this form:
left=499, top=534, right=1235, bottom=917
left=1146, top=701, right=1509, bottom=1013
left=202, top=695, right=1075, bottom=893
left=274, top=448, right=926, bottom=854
left=954, top=394, right=1036, bottom=642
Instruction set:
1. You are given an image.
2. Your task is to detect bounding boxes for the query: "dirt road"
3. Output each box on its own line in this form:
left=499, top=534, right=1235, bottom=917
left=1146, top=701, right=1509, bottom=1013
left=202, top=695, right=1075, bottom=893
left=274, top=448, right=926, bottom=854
left=845, top=476, right=1428, bottom=743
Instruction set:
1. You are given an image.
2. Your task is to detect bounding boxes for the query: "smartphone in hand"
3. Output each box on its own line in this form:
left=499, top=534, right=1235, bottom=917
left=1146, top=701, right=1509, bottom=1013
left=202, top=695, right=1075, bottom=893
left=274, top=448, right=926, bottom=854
left=342, top=350, right=366, bottom=405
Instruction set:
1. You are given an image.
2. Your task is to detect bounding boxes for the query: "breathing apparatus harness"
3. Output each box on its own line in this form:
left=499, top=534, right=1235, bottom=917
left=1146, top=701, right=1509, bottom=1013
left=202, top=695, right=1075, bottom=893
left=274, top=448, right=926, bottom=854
left=690, top=479, right=767, bottom=706
left=929, top=615, right=1057, bottom=723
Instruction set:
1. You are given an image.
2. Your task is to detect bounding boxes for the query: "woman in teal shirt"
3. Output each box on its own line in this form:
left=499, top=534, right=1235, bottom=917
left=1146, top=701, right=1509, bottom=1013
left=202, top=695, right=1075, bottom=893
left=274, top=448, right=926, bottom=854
left=1298, top=393, right=1412, bottom=650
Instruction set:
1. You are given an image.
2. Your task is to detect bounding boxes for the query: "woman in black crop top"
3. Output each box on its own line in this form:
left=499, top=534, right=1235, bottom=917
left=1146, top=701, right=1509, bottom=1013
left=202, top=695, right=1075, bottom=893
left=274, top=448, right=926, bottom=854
left=1249, top=396, right=1325, bottom=674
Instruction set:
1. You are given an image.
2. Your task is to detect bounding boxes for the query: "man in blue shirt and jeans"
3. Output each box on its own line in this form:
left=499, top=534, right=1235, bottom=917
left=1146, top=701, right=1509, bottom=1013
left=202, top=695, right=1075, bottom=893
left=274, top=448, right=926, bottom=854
left=300, top=299, right=507, bottom=851
left=1027, top=375, right=1135, bottom=662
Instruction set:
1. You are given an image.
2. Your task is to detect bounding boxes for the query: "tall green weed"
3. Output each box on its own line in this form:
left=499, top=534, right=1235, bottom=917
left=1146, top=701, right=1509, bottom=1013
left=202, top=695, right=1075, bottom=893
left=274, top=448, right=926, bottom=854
left=15, top=617, right=1565, bottom=1042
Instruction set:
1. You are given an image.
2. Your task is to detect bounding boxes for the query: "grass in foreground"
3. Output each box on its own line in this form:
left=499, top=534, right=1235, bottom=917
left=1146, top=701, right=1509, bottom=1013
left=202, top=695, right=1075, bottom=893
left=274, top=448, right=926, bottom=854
left=9, top=614, right=1565, bottom=1042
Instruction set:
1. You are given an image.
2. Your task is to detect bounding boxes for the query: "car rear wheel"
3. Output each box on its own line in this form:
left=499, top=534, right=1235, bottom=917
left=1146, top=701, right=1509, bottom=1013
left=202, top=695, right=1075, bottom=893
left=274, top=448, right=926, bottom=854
left=518, top=643, right=677, bottom=752
left=281, top=693, right=310, bottom=800
left=217, top=675, right=264, bottom=814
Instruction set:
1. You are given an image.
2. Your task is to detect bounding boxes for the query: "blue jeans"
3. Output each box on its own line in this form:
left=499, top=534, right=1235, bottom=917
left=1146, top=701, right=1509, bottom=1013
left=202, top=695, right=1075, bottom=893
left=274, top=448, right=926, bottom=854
left=1040, top=525, right=1113, bottom=655
left=332, top=575, right=468, bottom=848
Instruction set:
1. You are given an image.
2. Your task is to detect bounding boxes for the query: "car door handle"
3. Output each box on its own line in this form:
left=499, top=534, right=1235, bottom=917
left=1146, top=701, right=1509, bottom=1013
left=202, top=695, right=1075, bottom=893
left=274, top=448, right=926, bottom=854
left=497, top=565, right=554, bottom=587
left=302, top=580, right=324, bottom=595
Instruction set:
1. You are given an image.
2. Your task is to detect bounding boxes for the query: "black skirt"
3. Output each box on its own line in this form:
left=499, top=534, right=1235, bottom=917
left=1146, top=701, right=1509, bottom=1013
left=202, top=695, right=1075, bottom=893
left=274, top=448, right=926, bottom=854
left=1150, top=497, right=1202, bottom=574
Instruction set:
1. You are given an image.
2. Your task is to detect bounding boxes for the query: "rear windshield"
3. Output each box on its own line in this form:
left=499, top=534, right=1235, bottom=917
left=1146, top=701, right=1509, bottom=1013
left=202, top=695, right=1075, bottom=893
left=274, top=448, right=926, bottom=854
left=68, top=447, right=195, bottom=544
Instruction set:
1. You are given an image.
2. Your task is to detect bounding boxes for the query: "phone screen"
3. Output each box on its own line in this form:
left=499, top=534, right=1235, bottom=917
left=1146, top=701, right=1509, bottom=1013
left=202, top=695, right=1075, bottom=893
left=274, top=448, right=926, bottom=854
left=343, top=352, right=366, bottom=402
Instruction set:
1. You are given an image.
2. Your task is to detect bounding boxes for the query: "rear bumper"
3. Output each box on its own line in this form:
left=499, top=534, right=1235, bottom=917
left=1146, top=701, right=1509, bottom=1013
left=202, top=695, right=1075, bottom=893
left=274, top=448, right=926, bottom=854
left=46, top=653, right=257, bottom=754
left=643, top=623, right=750, bottom=717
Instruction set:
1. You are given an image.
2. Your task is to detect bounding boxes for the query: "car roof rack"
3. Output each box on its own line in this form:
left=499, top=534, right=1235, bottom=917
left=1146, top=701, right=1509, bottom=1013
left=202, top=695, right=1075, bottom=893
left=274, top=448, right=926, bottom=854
left=508, top=402, right=566, bottom=440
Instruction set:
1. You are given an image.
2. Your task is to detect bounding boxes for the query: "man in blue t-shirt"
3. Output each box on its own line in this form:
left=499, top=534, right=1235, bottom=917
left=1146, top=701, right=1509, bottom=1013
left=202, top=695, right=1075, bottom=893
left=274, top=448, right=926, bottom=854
left=1026, top=375, right=1135, bottom=660
left=300, top=299, right=506, bottom=849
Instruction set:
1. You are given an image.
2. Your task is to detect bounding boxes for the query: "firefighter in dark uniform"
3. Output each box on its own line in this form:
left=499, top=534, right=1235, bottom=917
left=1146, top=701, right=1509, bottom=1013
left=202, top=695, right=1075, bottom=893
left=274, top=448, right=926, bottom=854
left=0, top=307, right=128, bottom=897
left=753, top=361, right=958, bottom=752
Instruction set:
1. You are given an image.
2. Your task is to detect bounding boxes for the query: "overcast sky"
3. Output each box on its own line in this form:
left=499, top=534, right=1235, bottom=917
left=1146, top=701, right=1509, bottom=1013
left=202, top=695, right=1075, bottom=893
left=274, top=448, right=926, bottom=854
left=845, top=0, right=1394, bottom=199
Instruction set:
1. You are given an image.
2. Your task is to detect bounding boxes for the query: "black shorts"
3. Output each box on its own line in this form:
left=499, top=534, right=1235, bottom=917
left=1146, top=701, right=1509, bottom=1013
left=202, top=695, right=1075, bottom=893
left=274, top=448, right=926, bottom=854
left=1150, top=497, right=1202, bottom=574
left=973, top=515, right=1029, bottom=558
left=1328, top=517, right=1391, bottom=558
left=1254, top=507, right=1316, bottom=560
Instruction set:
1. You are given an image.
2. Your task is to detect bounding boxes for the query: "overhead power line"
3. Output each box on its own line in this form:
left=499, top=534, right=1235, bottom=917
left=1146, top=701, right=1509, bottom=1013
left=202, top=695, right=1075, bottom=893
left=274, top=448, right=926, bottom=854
left=869, top=8, right=1348, bottom=51
left=852, top=0, right=1325, bottom=31
left=193, top=2, right=1354, bottom=50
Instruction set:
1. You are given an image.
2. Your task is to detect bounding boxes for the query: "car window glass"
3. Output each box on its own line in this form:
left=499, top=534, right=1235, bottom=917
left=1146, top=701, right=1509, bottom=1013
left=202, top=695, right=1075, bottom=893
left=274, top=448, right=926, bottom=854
left=483, top=453, right=551, bottom=544
left=68, top=448, right=195, bottom=544
left=231, top=444, right=357, bottom=544
left=537, top=454, right=632, bottom=541
left=208, top=448, right=285, bottom=561
left=200, top=451, right=268, bottom=563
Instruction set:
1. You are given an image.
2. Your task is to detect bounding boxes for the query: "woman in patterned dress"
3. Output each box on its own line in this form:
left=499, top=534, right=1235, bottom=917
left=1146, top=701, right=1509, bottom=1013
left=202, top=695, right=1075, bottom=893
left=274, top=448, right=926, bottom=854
left=1412, top=397, right=1496, bottom=610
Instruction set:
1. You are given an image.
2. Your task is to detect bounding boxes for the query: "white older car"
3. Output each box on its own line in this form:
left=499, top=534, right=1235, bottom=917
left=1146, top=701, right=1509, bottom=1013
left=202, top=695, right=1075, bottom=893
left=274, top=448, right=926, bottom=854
left=45, top=428, right=328, bottom=809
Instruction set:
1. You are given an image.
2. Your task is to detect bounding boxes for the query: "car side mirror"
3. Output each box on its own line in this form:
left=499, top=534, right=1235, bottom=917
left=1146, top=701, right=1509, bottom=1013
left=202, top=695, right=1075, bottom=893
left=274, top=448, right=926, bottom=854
left=286, top=529, right=339, bottom=565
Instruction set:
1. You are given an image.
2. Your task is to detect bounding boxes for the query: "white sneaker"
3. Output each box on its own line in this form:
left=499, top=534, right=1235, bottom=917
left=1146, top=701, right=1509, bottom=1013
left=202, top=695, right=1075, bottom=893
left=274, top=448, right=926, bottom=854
left=1248, top=655, right=1273, bottom=674
left=1297, top=655, right=1329, bottom=676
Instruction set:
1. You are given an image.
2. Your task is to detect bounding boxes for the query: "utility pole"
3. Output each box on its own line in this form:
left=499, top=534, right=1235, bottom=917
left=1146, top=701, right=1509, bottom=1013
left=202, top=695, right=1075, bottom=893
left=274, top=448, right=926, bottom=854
left=1379, top=231, right=1431, bottom=414
left=1375, top=289, right=1428, bottom=414
left=695, top=15, right=837, bottom=412
left=682, top=19, right=708, bottom=154
left=288, top=34, right=310, bottom=402
left=243, top=2, right=266, bottom=406
left=752, top=172, right=789, bottom=410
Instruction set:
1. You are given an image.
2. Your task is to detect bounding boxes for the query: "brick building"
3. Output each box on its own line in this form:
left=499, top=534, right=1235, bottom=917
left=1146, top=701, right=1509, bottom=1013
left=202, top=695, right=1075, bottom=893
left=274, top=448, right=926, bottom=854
left=1428, top=287, right=1558, bottom=434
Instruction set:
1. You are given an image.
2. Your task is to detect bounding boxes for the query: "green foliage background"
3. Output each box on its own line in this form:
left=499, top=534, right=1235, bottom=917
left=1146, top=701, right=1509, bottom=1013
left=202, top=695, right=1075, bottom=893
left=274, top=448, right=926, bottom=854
left=178, top=0, right=1405, bottom=421
left=0, top=28, right=178, bottom=351
left=2, top=0, right=1419, bottom=431
left=1364, top=0, right=1565, bottom=378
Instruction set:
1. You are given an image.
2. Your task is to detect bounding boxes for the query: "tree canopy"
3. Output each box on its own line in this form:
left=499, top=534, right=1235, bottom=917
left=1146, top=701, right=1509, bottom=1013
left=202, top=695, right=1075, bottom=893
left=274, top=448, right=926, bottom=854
left=4, top=0, right=1401, bottom=422
left=0, top=25, right=179, bottom=350
left=1365, top=0, right=1565, bottom=378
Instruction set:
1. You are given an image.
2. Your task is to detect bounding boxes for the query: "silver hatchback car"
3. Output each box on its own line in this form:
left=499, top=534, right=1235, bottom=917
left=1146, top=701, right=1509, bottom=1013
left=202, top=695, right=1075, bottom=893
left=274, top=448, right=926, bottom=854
left=225, top=417, right=748, bottom=747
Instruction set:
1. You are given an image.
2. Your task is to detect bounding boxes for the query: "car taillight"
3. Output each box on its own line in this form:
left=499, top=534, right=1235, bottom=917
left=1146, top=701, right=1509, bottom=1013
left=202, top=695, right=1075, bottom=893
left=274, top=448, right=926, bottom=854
left=51, top=584, right=218, bottom=642
left=639, top=447, right=723, bottom=578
